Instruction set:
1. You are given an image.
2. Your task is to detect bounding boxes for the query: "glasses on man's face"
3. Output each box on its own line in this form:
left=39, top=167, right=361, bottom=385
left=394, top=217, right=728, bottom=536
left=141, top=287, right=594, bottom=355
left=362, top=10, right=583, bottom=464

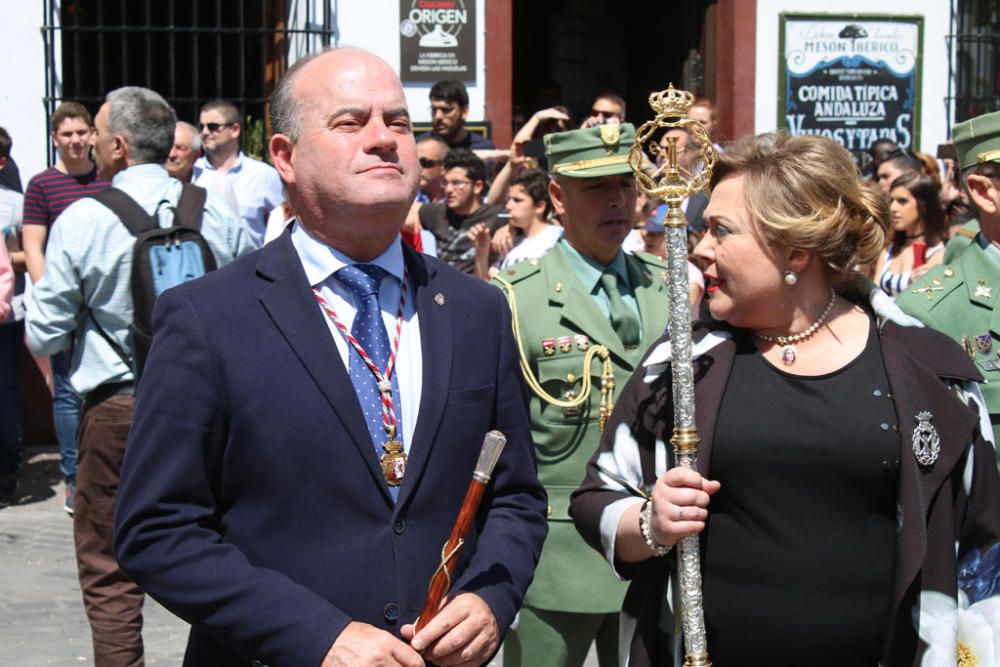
left=199, top=122, right=233, bottom=133
left=419, top=157, right=442, bottom=169
left=444, top=179, right=472, bottom=189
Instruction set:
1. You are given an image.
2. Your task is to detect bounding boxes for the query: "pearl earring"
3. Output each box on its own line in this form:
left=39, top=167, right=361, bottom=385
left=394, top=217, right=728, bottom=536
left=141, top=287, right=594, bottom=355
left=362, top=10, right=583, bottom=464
left=784, top=270, right=798, bottom=286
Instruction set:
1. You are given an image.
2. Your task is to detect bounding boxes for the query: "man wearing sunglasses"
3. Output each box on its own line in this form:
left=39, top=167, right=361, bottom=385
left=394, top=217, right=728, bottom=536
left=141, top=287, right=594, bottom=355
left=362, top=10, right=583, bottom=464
left=416, top=135, right=448, bottom=204
left=192, top=99, right=283, bottom=247
left=580, top=92, right=625, bottom=129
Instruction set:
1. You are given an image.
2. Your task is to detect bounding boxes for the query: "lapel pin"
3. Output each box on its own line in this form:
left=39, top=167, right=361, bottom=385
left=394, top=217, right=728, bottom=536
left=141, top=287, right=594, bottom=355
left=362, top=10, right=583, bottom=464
left=975, top=279, right=992, bottom=298
left=434, top=293, right=445, bottom=306
left=912, top=411, right=941, bottom=468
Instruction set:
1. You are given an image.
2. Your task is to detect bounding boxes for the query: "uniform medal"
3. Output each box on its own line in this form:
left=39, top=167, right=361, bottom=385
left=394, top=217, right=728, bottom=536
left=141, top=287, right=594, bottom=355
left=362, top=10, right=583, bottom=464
left=313, top=272, right=409, bottom=487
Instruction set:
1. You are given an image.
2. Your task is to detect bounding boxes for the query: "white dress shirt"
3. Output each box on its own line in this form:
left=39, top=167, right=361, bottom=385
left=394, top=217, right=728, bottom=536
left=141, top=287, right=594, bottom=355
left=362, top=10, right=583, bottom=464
left=290, top=222, right=422, bottom=452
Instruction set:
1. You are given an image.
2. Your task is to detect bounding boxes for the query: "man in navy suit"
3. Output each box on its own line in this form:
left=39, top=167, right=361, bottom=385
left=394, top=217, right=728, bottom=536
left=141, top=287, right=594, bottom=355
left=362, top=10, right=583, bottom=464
left=114, top=47, right=548, bottom=667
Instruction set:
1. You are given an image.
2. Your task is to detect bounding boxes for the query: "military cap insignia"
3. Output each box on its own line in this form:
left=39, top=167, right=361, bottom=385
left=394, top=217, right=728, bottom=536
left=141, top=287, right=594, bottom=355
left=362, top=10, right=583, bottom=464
left=599, top=124, right=620, bottom=154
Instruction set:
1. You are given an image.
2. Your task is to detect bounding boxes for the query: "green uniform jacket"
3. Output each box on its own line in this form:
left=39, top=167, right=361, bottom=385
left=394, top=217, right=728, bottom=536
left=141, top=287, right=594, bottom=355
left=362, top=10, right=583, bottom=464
left=492, top=244, right=670, bottom=612
left=897, top=237, right=1000, bottom=463
left=942, top=218, right=979, bottom=264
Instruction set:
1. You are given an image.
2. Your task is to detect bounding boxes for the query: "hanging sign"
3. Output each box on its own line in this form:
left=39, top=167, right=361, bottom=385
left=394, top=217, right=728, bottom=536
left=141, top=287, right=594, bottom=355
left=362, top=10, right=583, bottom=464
left=778, top=14, right=923, bottom=168
left=399, top=0, right=476, bottom=83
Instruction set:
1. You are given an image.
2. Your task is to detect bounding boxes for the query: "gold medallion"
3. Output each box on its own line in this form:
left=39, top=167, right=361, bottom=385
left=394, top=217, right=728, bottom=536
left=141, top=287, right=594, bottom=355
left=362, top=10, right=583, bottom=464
left=380, top=440, right=407, bottom=486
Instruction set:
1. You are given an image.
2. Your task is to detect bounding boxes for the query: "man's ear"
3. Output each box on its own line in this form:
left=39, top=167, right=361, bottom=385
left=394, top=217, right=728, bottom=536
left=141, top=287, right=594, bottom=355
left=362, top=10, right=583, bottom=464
left=269, top=134, right=296, bottom=187
left=230, top=122, right=242, bottom=140
left=548, top=177, right=566, bottom=218
left=112, top=134, right=129, bottom=163
left=473, top=179, right=484, bottom=198
left=967, top=173, right=998, bottom=216
left=461, top=105, right=469, bottom=121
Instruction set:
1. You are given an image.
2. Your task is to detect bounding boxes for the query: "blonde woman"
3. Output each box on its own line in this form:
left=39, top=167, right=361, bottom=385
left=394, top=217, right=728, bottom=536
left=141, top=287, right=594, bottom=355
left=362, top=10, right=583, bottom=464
left=571, top=132, right=1000, bottom=667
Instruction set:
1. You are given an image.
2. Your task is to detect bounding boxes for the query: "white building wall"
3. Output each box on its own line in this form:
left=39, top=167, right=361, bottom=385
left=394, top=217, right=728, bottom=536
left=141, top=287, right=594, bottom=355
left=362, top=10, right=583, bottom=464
left=755, top=0, right=953, bottom=150
left=333, top=0, right=488, bottom=124
left=1, top=3, right=53, bottom=184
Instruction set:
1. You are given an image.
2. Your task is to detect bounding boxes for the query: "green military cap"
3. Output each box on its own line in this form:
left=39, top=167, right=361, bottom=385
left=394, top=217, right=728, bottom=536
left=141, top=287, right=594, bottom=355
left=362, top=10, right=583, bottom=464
left=545, top=123, right=636, bottom=178
left=954, top=110, right=1000, bottom=170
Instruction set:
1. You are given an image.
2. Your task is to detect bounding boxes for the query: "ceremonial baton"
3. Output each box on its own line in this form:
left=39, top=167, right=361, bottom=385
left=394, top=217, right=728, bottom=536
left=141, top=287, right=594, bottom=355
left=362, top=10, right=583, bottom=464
left=628, top=85, right=717, bottom=667
left=414, top=430, right=507, bottom=633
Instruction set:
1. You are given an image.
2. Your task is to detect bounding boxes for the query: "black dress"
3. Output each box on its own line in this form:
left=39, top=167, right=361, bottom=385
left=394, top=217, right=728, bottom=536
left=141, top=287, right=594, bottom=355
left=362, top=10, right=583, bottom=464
left=702, top=318, right=899, bottom=666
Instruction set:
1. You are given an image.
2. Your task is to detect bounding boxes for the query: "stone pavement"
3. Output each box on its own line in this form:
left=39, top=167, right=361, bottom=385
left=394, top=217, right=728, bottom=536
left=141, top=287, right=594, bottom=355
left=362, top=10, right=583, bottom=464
left=0, top=444, right=600, bottom=667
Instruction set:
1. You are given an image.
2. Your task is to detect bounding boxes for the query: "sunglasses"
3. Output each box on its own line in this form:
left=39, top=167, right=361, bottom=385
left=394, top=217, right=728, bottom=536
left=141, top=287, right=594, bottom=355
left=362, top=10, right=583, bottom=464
left=199, top=122, right=234, bottom=133
left=419, top=157, right=442, bottom=168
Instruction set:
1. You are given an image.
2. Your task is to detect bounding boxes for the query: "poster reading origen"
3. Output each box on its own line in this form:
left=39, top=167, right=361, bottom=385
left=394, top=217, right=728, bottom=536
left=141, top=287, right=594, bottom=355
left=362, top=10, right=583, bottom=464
left=399, top=0, right=476, bottom=83
left=778, top=15, right=923, bottom=167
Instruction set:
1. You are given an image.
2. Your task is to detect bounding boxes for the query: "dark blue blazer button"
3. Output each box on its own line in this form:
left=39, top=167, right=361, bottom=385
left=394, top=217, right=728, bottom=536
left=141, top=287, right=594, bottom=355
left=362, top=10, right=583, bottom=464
left=393, top=518, right=406, bottom=534
left=384, top=602, right=399, bottom=623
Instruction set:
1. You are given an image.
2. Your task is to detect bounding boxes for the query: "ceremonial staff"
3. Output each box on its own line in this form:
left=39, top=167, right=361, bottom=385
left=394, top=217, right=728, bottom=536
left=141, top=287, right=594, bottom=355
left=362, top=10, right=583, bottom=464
left=414, top=430, right=508, bottom=633
left=628, top=85, right=717, bottom=667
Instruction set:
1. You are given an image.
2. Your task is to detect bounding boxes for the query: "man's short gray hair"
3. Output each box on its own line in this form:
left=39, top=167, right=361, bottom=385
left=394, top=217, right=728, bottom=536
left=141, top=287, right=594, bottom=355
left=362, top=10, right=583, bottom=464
left=270, top=47, right=342, bottom=143
left=105, top=87, right=176, bottom=165
left=176, top=120, right=202, bottom=152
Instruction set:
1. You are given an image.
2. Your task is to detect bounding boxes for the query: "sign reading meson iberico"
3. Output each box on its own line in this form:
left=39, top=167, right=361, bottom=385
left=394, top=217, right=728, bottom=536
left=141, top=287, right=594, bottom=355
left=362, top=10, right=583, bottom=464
left=779, top=15, right=923, bottom=165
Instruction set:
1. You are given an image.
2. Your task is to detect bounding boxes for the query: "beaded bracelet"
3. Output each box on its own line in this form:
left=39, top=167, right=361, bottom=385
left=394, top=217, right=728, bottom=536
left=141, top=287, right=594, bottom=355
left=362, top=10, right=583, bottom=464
left=639, top=500, right=672, bottom=557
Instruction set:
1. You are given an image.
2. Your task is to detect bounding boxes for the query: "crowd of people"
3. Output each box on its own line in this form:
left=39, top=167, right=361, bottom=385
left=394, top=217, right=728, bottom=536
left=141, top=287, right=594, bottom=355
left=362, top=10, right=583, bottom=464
left=0, top=44, right=998, bottom=667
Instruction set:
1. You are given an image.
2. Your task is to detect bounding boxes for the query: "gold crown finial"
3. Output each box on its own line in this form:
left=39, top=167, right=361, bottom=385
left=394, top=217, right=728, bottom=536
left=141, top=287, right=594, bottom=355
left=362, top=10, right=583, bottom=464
left=648, top=84, right=694, bottom=118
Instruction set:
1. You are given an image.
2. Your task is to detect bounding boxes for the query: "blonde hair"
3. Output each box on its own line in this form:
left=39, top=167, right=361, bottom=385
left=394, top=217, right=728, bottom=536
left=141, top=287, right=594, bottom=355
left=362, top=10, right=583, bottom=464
left=710, top=131, right=887, bottom=278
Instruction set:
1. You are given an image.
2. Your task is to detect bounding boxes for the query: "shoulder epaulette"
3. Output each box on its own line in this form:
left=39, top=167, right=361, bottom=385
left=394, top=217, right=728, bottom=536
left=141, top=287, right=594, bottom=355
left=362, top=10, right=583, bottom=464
left=493, top=257, right=543, bottom=285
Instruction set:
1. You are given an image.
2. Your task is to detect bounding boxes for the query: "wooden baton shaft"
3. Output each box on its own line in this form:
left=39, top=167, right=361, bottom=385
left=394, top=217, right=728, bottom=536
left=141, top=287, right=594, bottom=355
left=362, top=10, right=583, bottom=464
left=414, top=478, right=487, bottom=632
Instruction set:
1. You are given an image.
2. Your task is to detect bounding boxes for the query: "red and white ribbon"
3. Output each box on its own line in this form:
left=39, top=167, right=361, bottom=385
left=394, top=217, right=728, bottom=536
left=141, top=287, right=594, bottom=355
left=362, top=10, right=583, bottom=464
left=313, top=269, right=408, bottom=437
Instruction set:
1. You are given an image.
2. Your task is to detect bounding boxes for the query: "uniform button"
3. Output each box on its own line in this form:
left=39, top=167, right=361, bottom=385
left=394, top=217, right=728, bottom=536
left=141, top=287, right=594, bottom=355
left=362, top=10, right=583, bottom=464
left=546, top=505, right=553, bottom=517
left=393, top=519, right=406, bottom=534
left=384, top=603, right=399, bottom=623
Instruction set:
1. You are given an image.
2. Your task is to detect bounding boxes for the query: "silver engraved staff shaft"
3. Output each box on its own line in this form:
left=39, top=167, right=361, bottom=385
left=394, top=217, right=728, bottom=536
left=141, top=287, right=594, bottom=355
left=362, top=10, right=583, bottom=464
left=628, top=84, right=717, bottom=667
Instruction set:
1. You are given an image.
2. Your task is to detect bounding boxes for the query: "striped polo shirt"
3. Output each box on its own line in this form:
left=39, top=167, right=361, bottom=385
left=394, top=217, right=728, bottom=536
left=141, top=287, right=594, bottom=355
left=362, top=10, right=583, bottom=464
left=23, top=166, right=109, bottom=229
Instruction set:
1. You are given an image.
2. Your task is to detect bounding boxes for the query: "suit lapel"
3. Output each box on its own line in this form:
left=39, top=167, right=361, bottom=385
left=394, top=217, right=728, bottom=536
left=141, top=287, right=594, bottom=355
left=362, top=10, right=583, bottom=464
left=256, top=234, right=393, bottom=504
left=396, top=247, right=453, bottom=510
left=546, top=244, right=630, bottom=363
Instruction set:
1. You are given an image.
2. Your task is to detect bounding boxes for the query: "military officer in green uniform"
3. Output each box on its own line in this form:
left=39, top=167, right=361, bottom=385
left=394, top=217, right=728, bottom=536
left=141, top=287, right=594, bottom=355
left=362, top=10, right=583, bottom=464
left=898, top=109, right=1000, bottom=464
left=492, top=124, right=669, bottom=666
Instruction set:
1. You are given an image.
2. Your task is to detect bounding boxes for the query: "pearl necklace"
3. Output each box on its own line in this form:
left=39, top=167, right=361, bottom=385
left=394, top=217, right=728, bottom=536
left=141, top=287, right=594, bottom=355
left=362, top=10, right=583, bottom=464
left=754, top=289, right=837, bottom=366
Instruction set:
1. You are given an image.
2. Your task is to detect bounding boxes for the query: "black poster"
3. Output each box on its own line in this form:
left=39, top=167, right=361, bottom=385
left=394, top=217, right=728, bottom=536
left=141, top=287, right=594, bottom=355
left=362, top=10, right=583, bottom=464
left=399, top=0, right=476, bottom=83
left=779, top=15, right=923, bottom=168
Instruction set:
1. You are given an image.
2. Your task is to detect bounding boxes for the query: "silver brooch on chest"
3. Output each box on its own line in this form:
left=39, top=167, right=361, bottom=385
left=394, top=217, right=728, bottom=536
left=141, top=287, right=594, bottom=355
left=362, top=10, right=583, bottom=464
left=911, top=411, right=941, bottom=468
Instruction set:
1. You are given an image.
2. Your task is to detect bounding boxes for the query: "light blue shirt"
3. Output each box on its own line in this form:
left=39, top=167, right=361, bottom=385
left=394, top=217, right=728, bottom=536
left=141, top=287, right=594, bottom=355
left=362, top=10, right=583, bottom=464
left=560, top=239, right=641, bottom=331
left=291, top=222, right=422, bottom=453
left=26, top=163, right=254, bottom=395
left=193, top=152, right=284, bottom=248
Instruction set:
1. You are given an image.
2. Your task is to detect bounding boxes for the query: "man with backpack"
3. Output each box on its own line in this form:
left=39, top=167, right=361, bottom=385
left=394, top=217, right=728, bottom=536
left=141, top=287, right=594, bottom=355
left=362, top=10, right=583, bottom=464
left=25, top=86, right=252, bottom=666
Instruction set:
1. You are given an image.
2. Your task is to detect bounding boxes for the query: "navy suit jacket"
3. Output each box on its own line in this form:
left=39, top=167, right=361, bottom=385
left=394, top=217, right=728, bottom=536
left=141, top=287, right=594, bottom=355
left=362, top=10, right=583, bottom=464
left=114, top=232, right=548, bottom=667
